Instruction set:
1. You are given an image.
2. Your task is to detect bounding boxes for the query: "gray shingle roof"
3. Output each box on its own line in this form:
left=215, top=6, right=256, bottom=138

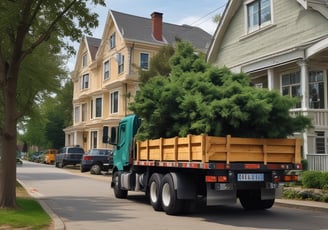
left=111, top=10, right=212, bottom=53
left=85, top=36, right=101, bottom=60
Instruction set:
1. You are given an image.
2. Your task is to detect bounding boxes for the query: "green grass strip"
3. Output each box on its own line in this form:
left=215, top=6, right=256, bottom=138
left=0, top=197, right=51, bottom=230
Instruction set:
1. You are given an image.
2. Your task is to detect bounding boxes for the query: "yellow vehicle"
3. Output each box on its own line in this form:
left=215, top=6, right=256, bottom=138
left=44, top=149, right=58, bottom=164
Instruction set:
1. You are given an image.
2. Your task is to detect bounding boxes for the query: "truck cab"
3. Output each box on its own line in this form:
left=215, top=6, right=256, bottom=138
left=108, top=114, right=141, bottom=171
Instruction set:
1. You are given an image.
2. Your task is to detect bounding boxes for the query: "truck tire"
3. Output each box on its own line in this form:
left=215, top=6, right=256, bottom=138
left=90, top=164, right=101, bottom=175
left=112, top=171, right=128, bottom=199
left=161, top=173, right=184, bottom=215
left=149, top=173, right=163, bottom=211
left=239, top=190, right=275, bottom=210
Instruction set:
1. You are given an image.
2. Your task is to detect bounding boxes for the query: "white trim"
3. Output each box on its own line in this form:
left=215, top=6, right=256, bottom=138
left=297, top=0, right=308, bottom=9
left=305, top=37, right=328, bottom=59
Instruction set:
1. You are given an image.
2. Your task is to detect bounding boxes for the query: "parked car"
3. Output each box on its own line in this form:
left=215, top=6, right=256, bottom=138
left=80, top=149, right=113, bottom=174
left=28, top=152, right=43, bottom=163
left=55, top=146, right=85, bottom=168
left=43, top=149, right=58, bottom=164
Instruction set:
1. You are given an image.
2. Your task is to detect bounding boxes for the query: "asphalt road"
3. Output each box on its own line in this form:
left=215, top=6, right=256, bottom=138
left=17, top=161, right=328, bottom=230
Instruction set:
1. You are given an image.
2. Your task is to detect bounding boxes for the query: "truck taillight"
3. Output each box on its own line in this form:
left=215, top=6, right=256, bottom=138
left=205, top=176, right=227, bottom=183
left=273, top=176, right=280, bottom=183
left=283, top=175, right=299, bottom=182
left=205, top=176, right=217, bottom=182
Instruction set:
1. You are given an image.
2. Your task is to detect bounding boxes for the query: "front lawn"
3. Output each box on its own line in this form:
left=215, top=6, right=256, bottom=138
left=0, top=182, right=52, bottom=230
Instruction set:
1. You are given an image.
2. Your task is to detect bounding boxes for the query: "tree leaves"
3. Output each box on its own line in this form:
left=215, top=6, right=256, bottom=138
left=130, top=41, right=312, bottom=140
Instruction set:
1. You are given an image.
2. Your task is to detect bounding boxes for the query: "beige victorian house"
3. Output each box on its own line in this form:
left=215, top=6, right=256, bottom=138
left=64, top=10, right=212, bottom=151
left=207, top=0, right=328, bottom=171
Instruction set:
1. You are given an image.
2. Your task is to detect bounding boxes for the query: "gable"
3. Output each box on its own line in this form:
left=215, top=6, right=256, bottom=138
left=207, top=0, right=328, bottom=72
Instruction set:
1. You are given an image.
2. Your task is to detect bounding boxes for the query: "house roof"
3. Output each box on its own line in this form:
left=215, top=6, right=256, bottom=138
left=85, top=36, right=101, bottom=61
left=109, top=10, right=212, bottom=53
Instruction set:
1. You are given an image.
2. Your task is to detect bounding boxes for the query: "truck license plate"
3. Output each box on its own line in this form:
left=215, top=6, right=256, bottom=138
left=237, top=173, right=264, bottom=182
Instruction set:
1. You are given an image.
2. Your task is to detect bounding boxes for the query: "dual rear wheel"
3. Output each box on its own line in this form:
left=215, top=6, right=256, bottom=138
left=149, top=173, right=184, bottom=215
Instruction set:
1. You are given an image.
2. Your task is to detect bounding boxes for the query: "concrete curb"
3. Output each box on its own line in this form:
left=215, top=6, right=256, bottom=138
left=275, top=199, right=328, bottom=213
left=17, top=179, right=65, bottom=230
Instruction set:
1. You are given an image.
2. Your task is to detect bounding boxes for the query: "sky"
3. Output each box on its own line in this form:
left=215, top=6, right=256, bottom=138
left=67, top=0, right=228, bottom=70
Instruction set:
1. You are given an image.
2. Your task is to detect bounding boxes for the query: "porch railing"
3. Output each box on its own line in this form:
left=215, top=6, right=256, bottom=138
left=289, top=109, right=328, bottom=127
left=307, top=154, right=328, bottom=171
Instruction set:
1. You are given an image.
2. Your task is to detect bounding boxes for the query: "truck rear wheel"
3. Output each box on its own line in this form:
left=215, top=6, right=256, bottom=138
left=161, top=173, right=183, bottom=215
left=239, top=190, right=275, bottom=210
left=149, top=173, right=163, bottom=211
left=113, top=171, right=128, bottom=198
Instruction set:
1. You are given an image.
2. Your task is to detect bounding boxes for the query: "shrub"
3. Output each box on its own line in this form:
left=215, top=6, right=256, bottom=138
left=302, top=171, right=322, bottom=189
left=301, top=159, right=308, bottom=171
left=320, top=172, right=328, bottom=190
left=283, top=189, right=301, bottom=199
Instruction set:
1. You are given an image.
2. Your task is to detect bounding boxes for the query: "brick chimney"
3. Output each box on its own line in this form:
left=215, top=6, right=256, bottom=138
left=151, top=12, right=163, bottom=41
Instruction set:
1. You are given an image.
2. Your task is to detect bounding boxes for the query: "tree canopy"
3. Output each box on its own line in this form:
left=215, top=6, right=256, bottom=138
left=0, top=0, right=105, bottom=208
left=129, top=41, right=312, bottom=140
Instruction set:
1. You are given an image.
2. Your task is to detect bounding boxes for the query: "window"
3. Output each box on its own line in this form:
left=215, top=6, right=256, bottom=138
left=104, top=60, right=110, bottom=80
left=81, top=103, right=87, bottom=122
left=91, top=131, right=98, bottom=149
left=95, top=97, right=102, bottom=118
left=118, top=54, right=124, bottom=74
left=74, top=106, right=80, bottom=123
left=111, top=91, right=119, bottom=114
left=110, top=32, right=116, bottom=49
left=281, top=71, right=301, bottom=108
left=247, top=0, right=272, bottom=33
left=140, top=53, right=149, bottom=70
left=81, top=74, right=89, bottom=89
left=90, top=99, right=94, bottom=119
left=309, top=71, right=324, bottom=109
left=315, top=131, right=326, bottom=154
left=82, top=53, right=87, bottom=67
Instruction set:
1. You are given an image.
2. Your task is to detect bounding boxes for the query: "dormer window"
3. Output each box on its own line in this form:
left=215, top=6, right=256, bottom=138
left=82, top=53, right=87, bottom=67
left=110, top=32, right=116, bottom=49
left=247, top=0, right=272, bottom=33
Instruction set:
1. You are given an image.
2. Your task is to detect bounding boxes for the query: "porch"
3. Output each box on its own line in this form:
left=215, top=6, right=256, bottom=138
left=290, top=109, right=328, bottom=171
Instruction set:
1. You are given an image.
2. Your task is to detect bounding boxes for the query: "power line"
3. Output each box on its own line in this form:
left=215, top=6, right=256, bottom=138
left=189, top=2, right=227, bottom=27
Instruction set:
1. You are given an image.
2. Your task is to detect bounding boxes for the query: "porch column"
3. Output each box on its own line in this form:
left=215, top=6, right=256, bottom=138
left=74, top=131, right=78, bottom=146
left=297, top=60, right=309, bottom=158
left=267, top=68, right=274, bottom=90
left=298, top=60, right=309, bottom=109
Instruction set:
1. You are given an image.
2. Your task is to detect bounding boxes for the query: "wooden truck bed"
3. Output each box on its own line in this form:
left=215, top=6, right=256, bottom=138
left=136, top=135, right=301, bottom=164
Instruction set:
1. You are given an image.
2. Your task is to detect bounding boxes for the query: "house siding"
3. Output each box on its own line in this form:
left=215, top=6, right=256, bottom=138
left=64, top=10, right=212, bottom=151
left=215, top=0, right=328, bottom=69
left=208, top=0, right=328, bottom=170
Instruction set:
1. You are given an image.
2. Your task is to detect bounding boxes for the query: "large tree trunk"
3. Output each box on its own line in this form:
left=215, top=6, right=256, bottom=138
left=0, top=65, right=19, bottom=209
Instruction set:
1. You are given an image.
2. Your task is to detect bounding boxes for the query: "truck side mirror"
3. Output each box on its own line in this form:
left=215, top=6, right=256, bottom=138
left=109, top=127, right=117, bottom=145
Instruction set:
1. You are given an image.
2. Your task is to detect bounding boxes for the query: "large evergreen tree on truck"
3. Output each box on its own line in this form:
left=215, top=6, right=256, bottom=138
left=0, top=0, right=105, bottom=209
left=129, top=41, right=312, bottom=140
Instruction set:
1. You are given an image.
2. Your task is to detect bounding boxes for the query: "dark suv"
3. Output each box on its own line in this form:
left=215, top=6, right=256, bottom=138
left=55, top=146, right=85, bottom=168
left=80, top=149, right=113, bottom=174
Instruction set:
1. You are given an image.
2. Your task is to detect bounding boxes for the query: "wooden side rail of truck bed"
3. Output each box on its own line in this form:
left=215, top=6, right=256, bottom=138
left=137, top=135, right=302, bottom=164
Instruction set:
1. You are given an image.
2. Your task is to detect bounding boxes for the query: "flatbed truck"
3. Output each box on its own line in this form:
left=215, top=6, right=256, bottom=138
left=105, top=114, right=302, bottom=215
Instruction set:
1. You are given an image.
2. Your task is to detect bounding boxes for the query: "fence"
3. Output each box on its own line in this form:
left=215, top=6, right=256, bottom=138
left=307, top=154, right=328, bottom=171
